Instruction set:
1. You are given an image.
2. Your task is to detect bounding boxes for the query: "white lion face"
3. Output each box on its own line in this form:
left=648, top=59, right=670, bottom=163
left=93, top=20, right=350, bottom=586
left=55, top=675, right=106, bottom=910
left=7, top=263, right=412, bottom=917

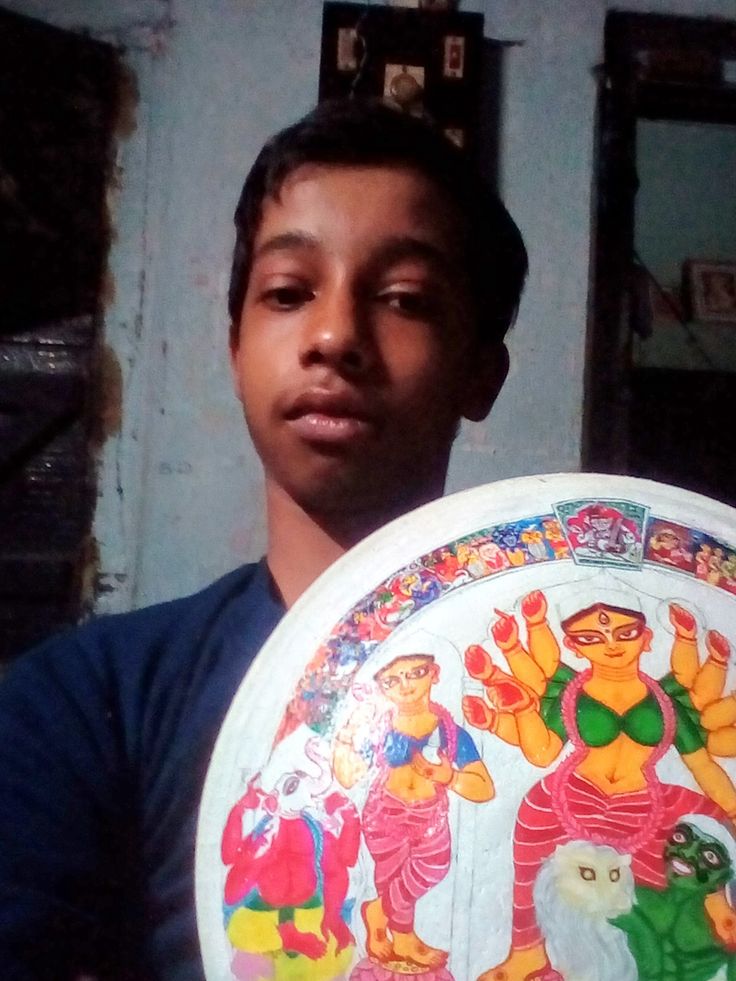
left=547, top=840, right=635, bottom=917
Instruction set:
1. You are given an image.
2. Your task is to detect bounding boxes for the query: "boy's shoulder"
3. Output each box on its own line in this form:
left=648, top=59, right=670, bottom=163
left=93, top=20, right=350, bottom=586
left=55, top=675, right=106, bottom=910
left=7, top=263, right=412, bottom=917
left=0, top=561, right=284, bottom=978
left=2, top=559, right=283, bottom=703
left=78, top=560, right=265, bottom=649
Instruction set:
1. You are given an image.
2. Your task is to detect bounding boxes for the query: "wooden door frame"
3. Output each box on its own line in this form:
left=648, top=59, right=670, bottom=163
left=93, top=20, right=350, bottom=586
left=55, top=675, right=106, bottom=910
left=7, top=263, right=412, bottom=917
left=583, top=10, right=736, bottom=474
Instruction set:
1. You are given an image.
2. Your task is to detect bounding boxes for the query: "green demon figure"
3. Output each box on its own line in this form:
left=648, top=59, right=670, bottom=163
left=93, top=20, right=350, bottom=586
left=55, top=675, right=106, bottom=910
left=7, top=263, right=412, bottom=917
left=613, top=816, right=736, bottom=981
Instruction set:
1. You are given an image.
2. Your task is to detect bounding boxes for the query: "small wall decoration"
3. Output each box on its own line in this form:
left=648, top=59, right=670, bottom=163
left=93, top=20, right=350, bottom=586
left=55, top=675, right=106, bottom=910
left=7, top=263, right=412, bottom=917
left=686, top=260, right=736, bottom=324
left=383, top=63, right=425, bottom=113
left=318, top=2, right=484, bottom=159
left=197, top=473, right=736, bottom=981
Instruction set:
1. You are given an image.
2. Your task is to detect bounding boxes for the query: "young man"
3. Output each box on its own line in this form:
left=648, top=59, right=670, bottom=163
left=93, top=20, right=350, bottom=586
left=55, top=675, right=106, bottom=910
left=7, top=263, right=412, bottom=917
left=0, top=99, right=527, bottom=980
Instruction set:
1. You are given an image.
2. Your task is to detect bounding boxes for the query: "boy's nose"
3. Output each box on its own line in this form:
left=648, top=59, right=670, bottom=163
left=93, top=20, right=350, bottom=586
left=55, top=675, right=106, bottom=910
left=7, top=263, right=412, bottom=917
left=300, top=289, right=371, bottom=373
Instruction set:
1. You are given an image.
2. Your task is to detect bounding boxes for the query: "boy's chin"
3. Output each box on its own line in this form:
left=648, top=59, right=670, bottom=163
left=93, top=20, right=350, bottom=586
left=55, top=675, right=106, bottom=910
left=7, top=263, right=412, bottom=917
left=266, top=439, right=450, bottom=529
left=293, top=473, right=435, bottom=526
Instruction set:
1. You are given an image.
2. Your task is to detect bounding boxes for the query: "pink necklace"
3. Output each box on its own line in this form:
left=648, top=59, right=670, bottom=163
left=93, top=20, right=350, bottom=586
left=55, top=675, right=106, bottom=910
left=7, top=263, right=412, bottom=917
left=552, top=667, right=676, bottom=852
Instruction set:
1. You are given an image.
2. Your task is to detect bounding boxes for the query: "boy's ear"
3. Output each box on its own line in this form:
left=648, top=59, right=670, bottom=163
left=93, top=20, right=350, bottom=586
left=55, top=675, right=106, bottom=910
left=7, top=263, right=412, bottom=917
left=229, top=322, right=244, bottom=403
left=461, top=342, right=509, bottom=423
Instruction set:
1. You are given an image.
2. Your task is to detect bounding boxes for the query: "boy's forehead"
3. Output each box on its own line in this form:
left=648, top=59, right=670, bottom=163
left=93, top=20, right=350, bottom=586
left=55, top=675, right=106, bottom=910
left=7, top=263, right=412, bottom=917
left=275, top=161, right=449, bottom=205
left=255, top=162, right=465, bottom=254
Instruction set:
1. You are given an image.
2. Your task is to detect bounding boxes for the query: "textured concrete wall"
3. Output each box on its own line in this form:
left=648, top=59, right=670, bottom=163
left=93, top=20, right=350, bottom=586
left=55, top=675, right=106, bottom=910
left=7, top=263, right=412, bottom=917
left=4, top=0, right=735, bottom=610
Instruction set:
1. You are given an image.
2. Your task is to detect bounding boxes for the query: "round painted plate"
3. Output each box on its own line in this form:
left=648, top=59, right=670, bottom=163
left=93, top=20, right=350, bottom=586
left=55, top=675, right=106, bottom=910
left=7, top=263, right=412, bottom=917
left=197, top=473, right=736, bottom=981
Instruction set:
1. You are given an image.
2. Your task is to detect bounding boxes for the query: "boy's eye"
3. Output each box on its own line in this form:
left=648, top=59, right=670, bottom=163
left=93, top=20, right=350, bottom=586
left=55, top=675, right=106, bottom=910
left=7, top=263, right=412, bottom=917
left=261, top=285, right=313, bottom=310
left=377, top=288, right=436, bottom=319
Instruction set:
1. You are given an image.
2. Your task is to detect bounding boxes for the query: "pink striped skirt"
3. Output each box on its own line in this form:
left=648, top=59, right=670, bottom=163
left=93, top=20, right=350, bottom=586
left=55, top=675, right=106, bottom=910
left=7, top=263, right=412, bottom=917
left=363, top=783, right=451, bottom=932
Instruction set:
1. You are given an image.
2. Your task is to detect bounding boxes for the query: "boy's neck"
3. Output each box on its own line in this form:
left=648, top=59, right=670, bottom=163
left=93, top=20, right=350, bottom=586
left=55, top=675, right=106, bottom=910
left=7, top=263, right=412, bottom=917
left=265, top=479, right=443, bottom=608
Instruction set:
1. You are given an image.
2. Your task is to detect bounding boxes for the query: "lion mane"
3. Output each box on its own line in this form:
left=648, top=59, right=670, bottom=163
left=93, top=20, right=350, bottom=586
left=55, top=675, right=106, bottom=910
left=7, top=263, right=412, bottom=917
left=533, top=840, right=637, bottom=981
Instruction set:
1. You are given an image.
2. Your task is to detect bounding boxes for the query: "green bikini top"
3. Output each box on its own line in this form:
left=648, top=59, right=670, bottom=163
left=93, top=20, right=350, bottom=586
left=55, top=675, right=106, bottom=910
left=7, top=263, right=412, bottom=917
left=542, top=665, right=706, bottom=756
left=576, top=690, right=663, bottom=747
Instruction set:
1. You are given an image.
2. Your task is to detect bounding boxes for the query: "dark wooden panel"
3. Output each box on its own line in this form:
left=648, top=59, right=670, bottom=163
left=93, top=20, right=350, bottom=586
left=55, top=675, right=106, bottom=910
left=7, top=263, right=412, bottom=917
left=0, top=9, right=120, bottom=663
left=0, top=9, right=120, bottom=332
left=628, top=368, right=736, bottom=508
left=584, top=9, right=736, bottom=477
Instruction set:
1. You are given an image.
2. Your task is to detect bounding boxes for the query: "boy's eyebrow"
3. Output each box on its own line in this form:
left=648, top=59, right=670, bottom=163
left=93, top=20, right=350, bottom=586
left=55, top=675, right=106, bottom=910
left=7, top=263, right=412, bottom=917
left=253, top=231, right=320, bottom=259
left=252, top=231, right=459, bottom=277
left=375, top=235, right=455, bottom=273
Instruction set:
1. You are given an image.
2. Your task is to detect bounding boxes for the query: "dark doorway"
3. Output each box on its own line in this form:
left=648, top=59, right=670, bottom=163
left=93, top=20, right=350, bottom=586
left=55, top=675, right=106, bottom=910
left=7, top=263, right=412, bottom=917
left=584, top=12, right=736, bottom=507
left=0, top=7, right=121, bottom=663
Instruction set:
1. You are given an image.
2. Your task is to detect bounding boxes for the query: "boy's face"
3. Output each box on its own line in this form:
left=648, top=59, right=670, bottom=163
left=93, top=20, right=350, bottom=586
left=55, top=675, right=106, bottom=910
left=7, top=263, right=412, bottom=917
left=230, top=163, right=507, bottom=522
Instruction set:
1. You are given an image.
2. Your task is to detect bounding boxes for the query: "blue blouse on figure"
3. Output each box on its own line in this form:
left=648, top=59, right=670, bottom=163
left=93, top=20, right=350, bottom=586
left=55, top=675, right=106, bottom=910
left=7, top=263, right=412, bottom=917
left=383, top=722, right=481, bottom=768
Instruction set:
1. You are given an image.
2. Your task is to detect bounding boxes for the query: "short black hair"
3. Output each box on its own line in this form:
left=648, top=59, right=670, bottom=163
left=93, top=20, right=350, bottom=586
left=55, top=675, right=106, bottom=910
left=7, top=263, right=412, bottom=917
left=229, top=98, right=527, bottom=344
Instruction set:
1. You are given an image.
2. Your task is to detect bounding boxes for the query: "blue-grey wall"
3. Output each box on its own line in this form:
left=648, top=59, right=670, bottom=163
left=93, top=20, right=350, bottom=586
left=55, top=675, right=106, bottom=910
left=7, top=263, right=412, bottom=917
left=4, top=0, right=735, bottom=609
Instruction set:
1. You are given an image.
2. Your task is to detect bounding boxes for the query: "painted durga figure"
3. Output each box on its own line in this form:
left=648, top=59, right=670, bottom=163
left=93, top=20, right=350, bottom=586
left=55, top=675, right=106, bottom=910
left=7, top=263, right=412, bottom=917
left=462, top=583, right=736, bottom=981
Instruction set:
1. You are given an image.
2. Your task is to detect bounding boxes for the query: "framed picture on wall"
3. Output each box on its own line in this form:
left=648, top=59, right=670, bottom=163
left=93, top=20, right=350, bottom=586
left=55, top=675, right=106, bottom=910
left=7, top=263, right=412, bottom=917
left=319, top=2, right=484, bottom=159
left=685, top=259, right=736, bottom=324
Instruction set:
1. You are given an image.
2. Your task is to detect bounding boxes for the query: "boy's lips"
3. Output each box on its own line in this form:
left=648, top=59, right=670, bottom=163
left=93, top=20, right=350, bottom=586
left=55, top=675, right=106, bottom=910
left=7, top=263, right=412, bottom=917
left=284, top=389, right=379, bottom=443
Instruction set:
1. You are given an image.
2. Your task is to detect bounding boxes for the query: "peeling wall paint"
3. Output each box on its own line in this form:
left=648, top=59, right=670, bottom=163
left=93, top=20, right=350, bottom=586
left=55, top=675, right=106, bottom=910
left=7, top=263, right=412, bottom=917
left=6, top=0, right=736, bottom=613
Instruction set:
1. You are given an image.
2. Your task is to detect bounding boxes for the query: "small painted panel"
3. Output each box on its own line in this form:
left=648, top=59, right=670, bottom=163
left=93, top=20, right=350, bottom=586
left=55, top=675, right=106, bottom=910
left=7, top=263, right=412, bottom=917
left=196, top=475, right=736, bottom=981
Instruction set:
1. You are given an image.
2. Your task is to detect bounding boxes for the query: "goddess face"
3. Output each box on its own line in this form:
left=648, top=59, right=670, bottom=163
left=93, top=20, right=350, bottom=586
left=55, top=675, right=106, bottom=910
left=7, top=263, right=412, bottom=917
left=376, top=655, right=438, bottom=707
left=562, top=605, right=652, bottom=670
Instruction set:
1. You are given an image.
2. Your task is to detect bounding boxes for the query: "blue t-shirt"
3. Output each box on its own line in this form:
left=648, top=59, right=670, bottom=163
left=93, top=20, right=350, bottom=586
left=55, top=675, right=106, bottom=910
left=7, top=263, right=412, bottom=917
left=0, top=561, right=284, bottom=981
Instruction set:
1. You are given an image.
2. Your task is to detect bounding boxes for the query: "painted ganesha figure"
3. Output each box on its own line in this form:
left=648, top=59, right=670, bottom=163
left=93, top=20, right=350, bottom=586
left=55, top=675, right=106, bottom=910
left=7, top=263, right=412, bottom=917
left=220, top=736, right=361, bottom=976
left=463, top=585, right=736, bottom=981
